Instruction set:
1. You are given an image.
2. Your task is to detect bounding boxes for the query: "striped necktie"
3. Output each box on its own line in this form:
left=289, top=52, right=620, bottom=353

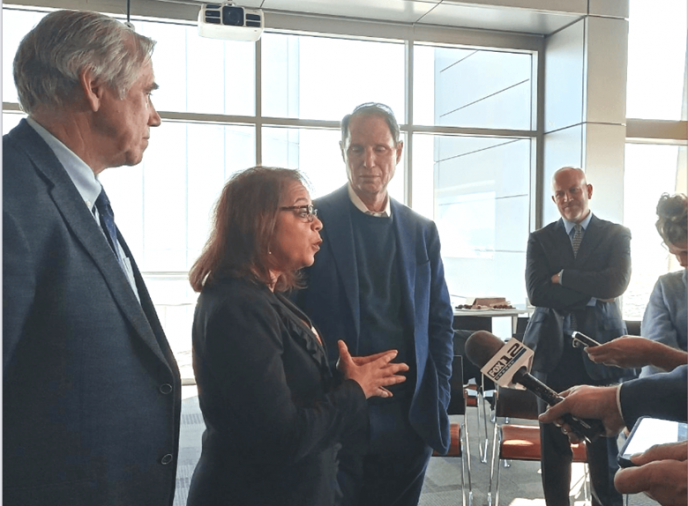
left=94, top=188, right=125, bottom=271
left=572, top=224, right=583, bottom=257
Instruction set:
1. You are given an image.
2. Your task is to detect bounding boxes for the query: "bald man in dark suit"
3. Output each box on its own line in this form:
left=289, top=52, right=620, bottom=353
left=523, top=167, right=632, bottom=506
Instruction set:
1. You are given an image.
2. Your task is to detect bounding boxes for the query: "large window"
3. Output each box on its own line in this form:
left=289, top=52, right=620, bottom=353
left=623, top=0, right=688, bottom=320
left=626, top=0, right=687, bottom=121
left=623, top=143, right=687, bottom=320
left=3, top=7, right=538, bottom=378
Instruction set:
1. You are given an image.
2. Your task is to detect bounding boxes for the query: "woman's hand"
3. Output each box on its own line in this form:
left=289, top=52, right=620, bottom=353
left=337, top=340, right=409, bottom=399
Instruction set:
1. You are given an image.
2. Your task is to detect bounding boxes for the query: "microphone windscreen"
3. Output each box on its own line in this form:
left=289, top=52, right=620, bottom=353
left=465, top=330, right=505, bottom=368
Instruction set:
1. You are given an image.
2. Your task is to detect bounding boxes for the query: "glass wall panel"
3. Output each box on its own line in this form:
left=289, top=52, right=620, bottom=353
left=414, top=133, right=531, bottom=305
left=626, top=0, right=687, bottom=120
left=262, top=126, right=405, bottom=203
left=262, top=33, right=405, bottom=122
left=414, top=45, right=533, bottom=130
left=136, top=20, right=255, bottom=116
left=100, top=122, right=255, bottom=271
left=623, top=143, right=687, bottom=320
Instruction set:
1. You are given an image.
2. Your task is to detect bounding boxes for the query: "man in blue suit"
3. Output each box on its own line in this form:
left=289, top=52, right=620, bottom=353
left=3, top=10, right=181, bottom=506
left=523, top=167, right=632, bottom=506
left=296, top=103, right=454, bottom=506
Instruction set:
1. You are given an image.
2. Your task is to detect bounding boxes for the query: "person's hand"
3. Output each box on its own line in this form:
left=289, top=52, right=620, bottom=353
left=538, top=384, right=625, bottom=442
left=337, top=341, right=409, bottom=399
left=586, top=336, right=688, bottom=371
left=614, top=441, right=687, bottom=506
left=551, top=272, right=561, bottom=284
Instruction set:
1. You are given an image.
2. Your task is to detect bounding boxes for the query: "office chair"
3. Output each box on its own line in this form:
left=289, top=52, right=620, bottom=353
left=432, top=354, right=473, bottom=506
left=487, top=386, right=589, bottom=506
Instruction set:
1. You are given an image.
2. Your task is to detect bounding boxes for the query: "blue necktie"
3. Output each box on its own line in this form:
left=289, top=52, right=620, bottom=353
left=95, top=188, right=125, bottom=270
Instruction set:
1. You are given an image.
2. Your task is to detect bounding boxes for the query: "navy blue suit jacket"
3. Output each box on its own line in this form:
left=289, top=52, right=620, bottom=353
left=296, top=185, right=454, bottom=454
left=3, top=119, right=181, bottom=506
left=523, top=214, right=632, bottom=380
left=620, top=364, right=688, bottom=428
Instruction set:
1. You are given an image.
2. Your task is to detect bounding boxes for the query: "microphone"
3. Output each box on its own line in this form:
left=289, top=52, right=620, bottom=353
left=465, top=330, right=605, bottom=443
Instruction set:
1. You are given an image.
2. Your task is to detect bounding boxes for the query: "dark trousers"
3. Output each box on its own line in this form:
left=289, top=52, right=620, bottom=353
left=337, top=396, right=433, bottom=506
left=534, top=342, right=623, bottom=506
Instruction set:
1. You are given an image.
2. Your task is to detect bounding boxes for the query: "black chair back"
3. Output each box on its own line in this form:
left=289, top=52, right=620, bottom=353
left=448, top=355, right=467, bottom=415
left=494, top=387, right=539, bottom=420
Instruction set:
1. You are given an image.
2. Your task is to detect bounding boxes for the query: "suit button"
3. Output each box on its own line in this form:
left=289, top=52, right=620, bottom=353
left=160, top=454, right=174, bottom=465
left=159, top=384, right=173, bottom=395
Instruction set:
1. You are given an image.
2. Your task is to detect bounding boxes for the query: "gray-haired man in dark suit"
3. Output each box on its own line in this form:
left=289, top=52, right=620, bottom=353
left=3, top=10, right=180, bottom=506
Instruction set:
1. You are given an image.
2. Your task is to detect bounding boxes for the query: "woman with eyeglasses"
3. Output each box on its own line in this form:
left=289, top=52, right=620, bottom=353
left=186, top=166, right=408, bottom=506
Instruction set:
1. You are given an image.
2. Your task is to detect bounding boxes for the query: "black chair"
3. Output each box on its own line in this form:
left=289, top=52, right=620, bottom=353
left=433, top=354, right=473, bottom=506
left=454, top=330, right=494, bottom=463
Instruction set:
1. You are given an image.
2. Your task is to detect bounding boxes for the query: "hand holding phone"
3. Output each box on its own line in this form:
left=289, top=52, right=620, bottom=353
left=618, top=417, right=688, bottom=468
left=571, top=331, right=601, bottom=349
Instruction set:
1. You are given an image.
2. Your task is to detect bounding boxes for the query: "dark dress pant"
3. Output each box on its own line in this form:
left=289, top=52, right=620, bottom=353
left=535, top=341, right=623, bottom=506
left=338, top=394, right=433, bottom=506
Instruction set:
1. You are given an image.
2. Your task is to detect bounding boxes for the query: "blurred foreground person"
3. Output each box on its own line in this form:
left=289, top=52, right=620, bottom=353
left=3, top=10, right=180, bottom=506
left=540, top=366, right=688, bottom=506
left=187, top=167, right=409, bottom=506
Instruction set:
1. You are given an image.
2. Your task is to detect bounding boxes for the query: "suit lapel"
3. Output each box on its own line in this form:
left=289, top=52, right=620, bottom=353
left=15, top=121, right=171, bottom=368
left=575, top=214, right=601, bottom=265
left=554, top=219, right=576, bottom=263
left=320, top=188, right=361, bottom=338
left=391, top=201, right=416, bottom=329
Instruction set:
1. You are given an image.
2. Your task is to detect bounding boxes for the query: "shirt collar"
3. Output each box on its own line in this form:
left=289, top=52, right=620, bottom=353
left=347, top=183, right=392, bottom=218
left=563, top=211, right=593, bottom=235
left=26, top=117, right=102, bottom=210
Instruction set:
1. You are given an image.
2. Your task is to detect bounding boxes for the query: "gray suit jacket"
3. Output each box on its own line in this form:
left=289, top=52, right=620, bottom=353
left=523, top=215, right=632, bottom=380
left=3, top=119, right=181, bottom=506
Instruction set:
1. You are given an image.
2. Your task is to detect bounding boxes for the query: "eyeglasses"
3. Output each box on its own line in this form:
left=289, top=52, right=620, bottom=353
left=280, top=204, right=319, bottom=223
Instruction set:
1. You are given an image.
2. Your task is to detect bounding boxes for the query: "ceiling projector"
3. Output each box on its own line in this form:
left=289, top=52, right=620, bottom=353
left=198, top=3, right=264, bottom=41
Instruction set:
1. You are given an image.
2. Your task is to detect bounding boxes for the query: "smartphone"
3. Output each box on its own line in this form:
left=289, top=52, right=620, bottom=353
left=571, top=331, right=601, bottom=348
left=617, top=416, right=688, bottom=468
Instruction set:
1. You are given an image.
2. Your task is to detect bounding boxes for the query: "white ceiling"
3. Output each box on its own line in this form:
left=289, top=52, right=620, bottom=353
left=5, top=0, right=628, bottom=36
left=224, top=0, right=591, bottom=35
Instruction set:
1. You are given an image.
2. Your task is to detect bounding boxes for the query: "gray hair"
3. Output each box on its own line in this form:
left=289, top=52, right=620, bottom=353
left=341, top=102, right=401, bottom=146
left=13, top=9, right=156, bottom=114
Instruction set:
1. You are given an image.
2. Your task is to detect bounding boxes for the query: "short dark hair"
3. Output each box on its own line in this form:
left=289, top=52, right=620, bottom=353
left=656, top=193, right=688, bottom=247
left=189, top=167, right=308, bottom=293
left=340, top=102, right=401, bottom=146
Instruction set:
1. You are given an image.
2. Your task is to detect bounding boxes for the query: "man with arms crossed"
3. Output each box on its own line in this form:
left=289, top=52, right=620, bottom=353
left=523, top=167, right=631, bottom=506
left=296, top=103, right=454, bottom=506
left=3, top=10, right=181, bottom=506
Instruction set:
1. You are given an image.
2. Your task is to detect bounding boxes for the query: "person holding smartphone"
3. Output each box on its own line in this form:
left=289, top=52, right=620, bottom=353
left=539, top=365, right=688, bottom=506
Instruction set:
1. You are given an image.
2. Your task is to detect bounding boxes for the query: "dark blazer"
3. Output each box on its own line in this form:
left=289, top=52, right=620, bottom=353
left=295, top=185, right=454, bottom=454
left=523, top=214, right=632, bottom=380
left=620, top=364, right=688, bottom=428
left=3, top=119, right=181, bottom=506
left=187, top=276, right=369, bottom=506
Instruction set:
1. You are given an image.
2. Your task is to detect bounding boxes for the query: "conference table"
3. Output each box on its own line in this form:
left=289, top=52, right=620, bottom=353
left=453, top=306, right=532, bottom=336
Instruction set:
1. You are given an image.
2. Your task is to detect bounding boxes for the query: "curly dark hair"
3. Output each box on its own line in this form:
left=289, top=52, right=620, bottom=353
left=189, top=166, right=308, bottom=293
left=656, top=193, right=687, bottom=247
